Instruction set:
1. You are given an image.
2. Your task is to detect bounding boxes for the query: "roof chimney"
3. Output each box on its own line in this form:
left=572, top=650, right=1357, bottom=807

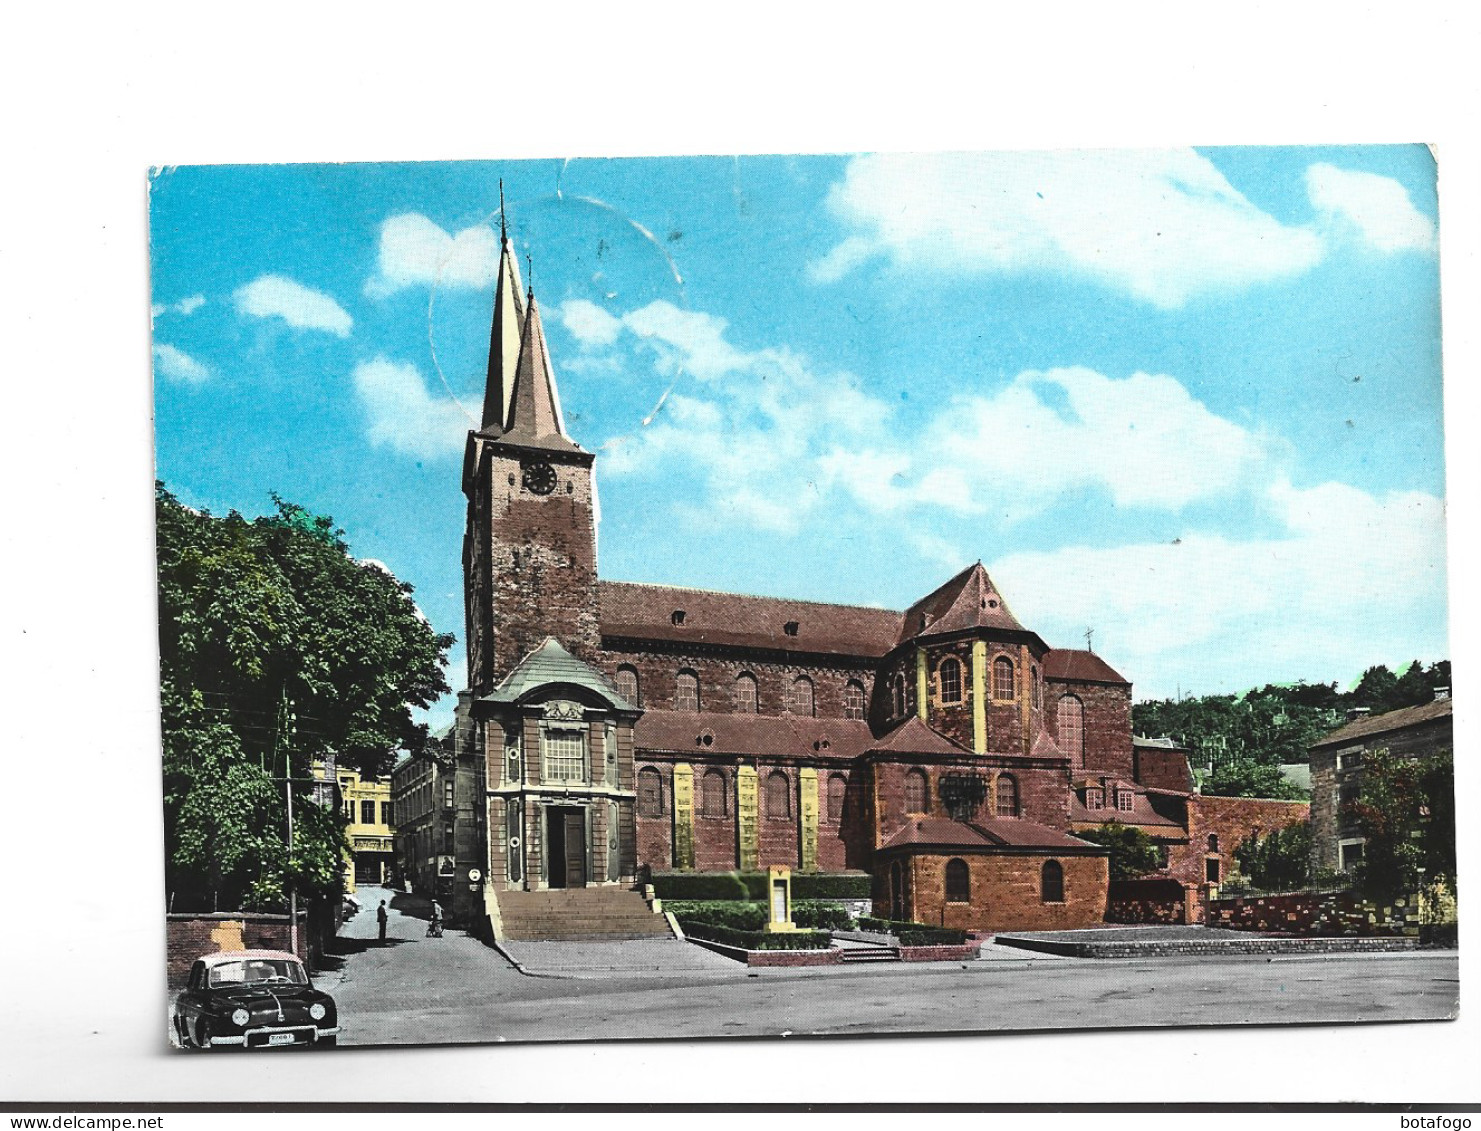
left=1434, top=686, right=1451, bottom=701
left=1346, top=706, right=1371, bottom=722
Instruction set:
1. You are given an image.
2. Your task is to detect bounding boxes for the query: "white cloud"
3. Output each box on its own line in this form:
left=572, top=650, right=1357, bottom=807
left=151, top=294, right=205, bottom=318
left=365, top=213, right=498, bottom=298
left=991, top=478, right=1448, bottom=697
left=152, top=343, right=210, bottom=384
left=1306, top=162, right=1437, bottom=253
left=234, top=274, right=353, bottom=337
left=352, top=357, right=471, bottom=459
left=558, top=299, right=623, bottom=347
left=812, top=150, right=1325, bottom=308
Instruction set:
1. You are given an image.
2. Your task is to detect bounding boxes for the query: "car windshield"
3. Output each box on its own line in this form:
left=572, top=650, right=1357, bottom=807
left=207, top=959, right=309, bottom=988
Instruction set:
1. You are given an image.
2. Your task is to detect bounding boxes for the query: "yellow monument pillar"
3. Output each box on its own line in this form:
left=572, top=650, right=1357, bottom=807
left=765, top=865, right=797, bottom=932
left=971, top=639, right=988, bottom=754
left=916, top=647, right=929, bottom=721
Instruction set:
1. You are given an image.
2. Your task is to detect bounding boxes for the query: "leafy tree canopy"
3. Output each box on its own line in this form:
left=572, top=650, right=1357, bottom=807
left=1352, top=747, right=1456, bottom=903
left=1202, top=759, right=1306, bottom=800
left=1075, top=820, right=1160, bottom=881
left=1132, top=660, right=1449, bottom=799
left=1233, top=822, right=1312, bottom=892
left=157, top=483, right=453, bottom=912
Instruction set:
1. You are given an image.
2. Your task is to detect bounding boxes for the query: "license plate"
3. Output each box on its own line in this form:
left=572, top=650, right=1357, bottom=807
left=267, top=1032, right=296, bottom=1046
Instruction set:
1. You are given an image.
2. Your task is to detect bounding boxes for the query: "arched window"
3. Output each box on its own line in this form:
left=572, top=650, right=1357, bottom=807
left=675, top=669, right=699, bottom=712
left=1057, top=695, right=1084, bottom=765
left=786, top=675, right=815, bottom=717
left=945, top=858, right=970, bottom=903
left=891, top=673, right=907, bottom=718
left=637, top=767, right=663, bottom=818
left=843, top=680, right=866, bottom=720
left=614, top=665, right=640, bottom=705
left=827, top=774, right=847, bottom=822
left=993, top=655, right=1015, bottom=699
left=938, top=656, right=963, bottom=704
left=995, top=773, right=1019, bottom=817
left=701, top=769, right=727, bottom=818
left=1041, top=860, right=1065, bottom=903
left=1207, top=833, right=1219, bottom=853
left=734, top=672, right=758, bottom=714
left=904, top=768, right=928, bottom=815
left=766, top=770, right=791, bottom=820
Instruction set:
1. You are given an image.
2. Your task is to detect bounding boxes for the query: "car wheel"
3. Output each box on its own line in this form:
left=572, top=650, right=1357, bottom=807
left=314, top=1035, right=338, bottom=1049
left=194, top=1019, right=212, bottom=1050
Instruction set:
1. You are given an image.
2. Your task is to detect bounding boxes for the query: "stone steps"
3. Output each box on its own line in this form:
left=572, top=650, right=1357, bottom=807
left=495, top=886, right=675, bottom=941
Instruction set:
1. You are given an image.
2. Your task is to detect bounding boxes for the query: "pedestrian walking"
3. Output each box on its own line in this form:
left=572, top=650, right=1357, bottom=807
left=427, top=898, right=443, bottom=938
left=377, top=900, right=388, bottom=944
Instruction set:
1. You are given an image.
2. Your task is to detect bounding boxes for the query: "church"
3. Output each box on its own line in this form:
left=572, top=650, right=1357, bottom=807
left=443, top=222, right=1298, bottom=938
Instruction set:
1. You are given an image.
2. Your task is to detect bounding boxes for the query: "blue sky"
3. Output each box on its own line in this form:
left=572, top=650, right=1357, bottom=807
left=149, top=147, right=1447, bottom=724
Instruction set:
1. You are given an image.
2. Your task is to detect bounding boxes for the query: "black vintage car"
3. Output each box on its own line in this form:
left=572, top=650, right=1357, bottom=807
left=173, top=950, right=339, bottom=1050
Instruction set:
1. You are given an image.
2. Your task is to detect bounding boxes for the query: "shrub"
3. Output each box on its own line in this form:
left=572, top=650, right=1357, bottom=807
left=650, top=872, right=749, bottom=901
left=856, top=916, right=968, bottom=945
left=792, top=872, right=872, bottom=900
left=678, top=920, right=832, bottom=951
left=662, top=901, right=767, bottom=930
left=738, top=872, right=769, bottom=900
left=791, top=900, right=854, bottom=931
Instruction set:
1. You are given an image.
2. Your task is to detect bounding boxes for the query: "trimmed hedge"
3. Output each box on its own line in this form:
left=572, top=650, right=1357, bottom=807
left=857, top=916, right=969, bottom=946
left=792, top=900, right=855, bottom=931
left=650, top=873, right=749, bottom=901
left=652, top=871, right=872, bottom=902
left=792, top=872, right=872, bottom=900
left=679, top=920, right=832, bottom=951
left=663, top=901, right=767, bottom=930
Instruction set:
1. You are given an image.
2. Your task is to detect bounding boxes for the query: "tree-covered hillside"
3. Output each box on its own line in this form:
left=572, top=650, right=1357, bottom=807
left=1132, top=660, right=1450, bottom=798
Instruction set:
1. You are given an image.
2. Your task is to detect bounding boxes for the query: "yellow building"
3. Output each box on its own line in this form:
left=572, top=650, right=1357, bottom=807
left=316, top=762, right=395, bottom=890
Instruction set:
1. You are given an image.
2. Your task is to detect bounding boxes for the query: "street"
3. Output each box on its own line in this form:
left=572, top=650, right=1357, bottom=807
left=319, top=887, right=1461, bottom=1046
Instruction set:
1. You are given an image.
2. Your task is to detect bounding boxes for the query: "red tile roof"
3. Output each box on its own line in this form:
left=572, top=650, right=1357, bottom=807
left=1309, top=697, right=1454, bottom=749
left=897, top=563, right=1031, bottom=645
left=880, top=815, right=1102, bottom=852
left=1043, top=648, right=1129, bottom=685
left=600, top=581, right=900, bottom=658
left=633, top=709, right=874, bottom=761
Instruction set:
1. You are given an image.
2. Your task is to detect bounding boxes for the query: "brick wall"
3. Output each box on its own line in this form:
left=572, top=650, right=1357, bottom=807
left=871, top=759, right=1071, bottom=848
left=1106, top=877, right=1193, bottom=924
left=473, top=446, right=601, bottom=690
left=597, top=646, right=873, bottom=721
left=1047, top=679, right=1133, bottom=778
left=1175, top=794, right=1309, bottom=890
left=1207, top=890, right=1419, bottom=936
left=884, top=851, right=1108, bottom=933
left=166, top=912, right=310, bottom=987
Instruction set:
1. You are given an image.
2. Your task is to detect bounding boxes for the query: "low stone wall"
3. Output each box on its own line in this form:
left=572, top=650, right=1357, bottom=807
left=994, top=934, right=1418, bottom=959
left=898, top=944, right=981, bottom=962
left=1206, top=890, right=1419, bottom=936
left=685, top=938, right=843, bottom=967
left=166, top=911, right=311, bottom=987
left=1106, top=878, right=1194, bottom=925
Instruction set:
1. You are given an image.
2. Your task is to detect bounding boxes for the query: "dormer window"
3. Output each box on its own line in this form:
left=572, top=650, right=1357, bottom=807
left=783, top=621, right=800, bottom=636
left=671, top=610, right=686, bottom=626
left=1116, top=790, right=1134, bottom=812
left=1086, top=788, right=1104, bottom=810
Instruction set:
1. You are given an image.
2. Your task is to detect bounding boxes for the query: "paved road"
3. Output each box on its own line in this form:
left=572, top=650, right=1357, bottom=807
left=324, top=887, right=1460, bottom=1046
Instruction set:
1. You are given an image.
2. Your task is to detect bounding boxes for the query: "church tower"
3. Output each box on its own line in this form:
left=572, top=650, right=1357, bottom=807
left=462, top=233, right=600, bottom=696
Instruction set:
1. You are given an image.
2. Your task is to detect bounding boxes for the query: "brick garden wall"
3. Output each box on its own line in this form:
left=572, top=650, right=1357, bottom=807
left=166, top=912, right=311, bottom=988
left=1206, top=890, right=1420, bottom=936
left=1176, top=794, right=1309, bottom=890
left=1106, top=878, right=1194, bottom=924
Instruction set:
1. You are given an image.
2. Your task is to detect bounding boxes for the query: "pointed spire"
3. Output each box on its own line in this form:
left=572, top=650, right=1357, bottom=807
left=503, top=289, right=572, bottom=444
left=480, top=207, right=525, bottom=432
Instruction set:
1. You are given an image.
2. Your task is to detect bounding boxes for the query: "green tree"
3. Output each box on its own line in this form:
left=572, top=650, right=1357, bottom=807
left=1076, top=820, right=1160, bottom=881
left=1203, top=758, right=1306, bottom=800
left=157, top=484, right=453, bottom=912
left=1352, top=747, right=1456, bottom=903
left=1233, top=822, right=1312, bottom=892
